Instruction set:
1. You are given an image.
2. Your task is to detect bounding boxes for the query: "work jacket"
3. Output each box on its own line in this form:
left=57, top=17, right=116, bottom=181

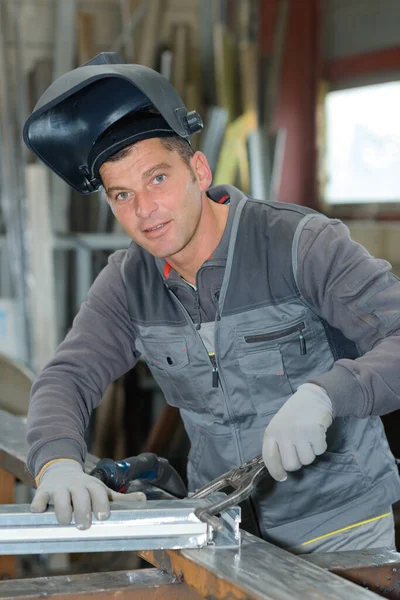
left=27, top=185, right=400, bottom=548
left=120, top=185, right=400, bottom=547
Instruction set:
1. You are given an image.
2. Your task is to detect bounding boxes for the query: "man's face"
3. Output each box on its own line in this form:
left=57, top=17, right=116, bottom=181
left=100, top=138, right=209, bottom=259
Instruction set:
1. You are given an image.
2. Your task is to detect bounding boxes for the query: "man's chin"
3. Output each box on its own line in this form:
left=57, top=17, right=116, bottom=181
left=138, top=241, right=184, bottom=259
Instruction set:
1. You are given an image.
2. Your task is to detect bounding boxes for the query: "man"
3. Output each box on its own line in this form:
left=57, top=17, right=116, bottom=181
left=24, top=53, right=400, bottom=553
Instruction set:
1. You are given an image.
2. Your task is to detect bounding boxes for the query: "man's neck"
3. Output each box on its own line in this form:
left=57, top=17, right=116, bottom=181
left=167, top=197, right=229, bottom=285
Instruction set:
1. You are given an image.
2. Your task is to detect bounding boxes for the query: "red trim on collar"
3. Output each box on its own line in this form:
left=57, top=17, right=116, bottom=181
left=163, top=262, right=171, bottom=278
left=217, top=194, right=230, bottom=204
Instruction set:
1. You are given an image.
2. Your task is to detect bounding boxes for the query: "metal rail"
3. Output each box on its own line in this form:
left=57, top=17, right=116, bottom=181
left=0, top=408, right=398, bottom=599
left=140, top=532, right=384, bottom=600
left=0, top=500, right=240, bottom=554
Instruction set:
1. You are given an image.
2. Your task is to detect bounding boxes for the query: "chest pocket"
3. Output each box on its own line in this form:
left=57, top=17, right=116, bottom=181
left=136, top=336, right=206, bottom=414
left=235, top=319, right=310, bottom=416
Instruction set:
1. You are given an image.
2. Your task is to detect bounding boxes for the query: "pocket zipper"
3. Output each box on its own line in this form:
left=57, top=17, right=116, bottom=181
left=245, top=322, right=307, bottom=355
left=208, top=352, right=219, bottom=387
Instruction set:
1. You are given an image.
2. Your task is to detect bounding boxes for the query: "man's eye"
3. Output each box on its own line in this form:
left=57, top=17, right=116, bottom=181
left=115, top=192, right=131, bottom=203
left=153, top=174, right=166, bottom=185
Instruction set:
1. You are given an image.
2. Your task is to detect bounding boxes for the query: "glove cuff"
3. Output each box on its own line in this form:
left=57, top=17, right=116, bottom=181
left=35, top=458, right=82, bottom=487
left=298, top=382, right=333, bottom=418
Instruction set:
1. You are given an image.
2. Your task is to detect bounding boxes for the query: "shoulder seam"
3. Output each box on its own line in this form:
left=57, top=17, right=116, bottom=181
left=245, top=196, right=317, bottom=216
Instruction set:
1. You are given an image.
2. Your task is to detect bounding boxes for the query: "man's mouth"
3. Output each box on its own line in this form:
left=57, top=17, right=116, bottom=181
left=143, top=221, right=170, bottom=234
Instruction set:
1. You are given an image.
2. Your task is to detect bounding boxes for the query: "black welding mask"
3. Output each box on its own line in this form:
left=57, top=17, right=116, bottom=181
left=23, top=52, right=203, bottom=194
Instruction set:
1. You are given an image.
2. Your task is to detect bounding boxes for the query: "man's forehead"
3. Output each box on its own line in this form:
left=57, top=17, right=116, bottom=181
left=100, top=158, right=175, bottom=193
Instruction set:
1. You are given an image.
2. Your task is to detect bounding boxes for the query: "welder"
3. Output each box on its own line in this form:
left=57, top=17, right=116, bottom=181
left=24, top=53, right=400, bottom=553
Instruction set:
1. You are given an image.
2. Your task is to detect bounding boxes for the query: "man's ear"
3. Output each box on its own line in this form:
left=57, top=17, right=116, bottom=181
left=191, top=151, right=213, bottom=191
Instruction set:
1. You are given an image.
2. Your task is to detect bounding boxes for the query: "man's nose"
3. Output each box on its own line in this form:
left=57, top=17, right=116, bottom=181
left=134, top=192, right=158, bottom=219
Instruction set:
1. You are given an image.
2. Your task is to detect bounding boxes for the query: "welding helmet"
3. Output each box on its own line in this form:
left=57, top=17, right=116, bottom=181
left=23, top=52, right=203, bottom=194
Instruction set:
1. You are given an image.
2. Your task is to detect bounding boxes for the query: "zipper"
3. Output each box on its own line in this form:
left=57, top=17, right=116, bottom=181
left=245, top=321, right=307, bottom=355
left=167, top=290, right=222, bottom=391
left=193, top=289, right=201, bottom=330
left=208, top=352, right=219, bottom=387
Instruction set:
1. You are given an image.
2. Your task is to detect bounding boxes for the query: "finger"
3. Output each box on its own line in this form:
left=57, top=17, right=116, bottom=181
left=109, top=491, right=147, bottom=503
left=70, top=487, right=92, bottom=530
left=52, top=489, right=73, bottom=526
left=88, top=484, right=111, bottom=521
left=30, top=490, right=50, bottom=513
left=262, top=437, right=288, bottom=482
left=311, top=425, right=328, bottom=456
left=296, top=441, right=316, bottom=466
left=279, top=444, right=302, bottom=472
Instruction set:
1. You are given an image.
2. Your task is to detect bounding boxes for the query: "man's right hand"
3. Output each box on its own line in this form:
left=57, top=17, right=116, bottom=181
left=31, top=459, right=146, bottom=529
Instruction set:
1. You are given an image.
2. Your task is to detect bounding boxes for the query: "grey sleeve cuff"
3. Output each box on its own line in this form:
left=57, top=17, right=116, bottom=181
left=28, top=438, right=85, bottom=478
left=308, top=364, right=367, bottom=418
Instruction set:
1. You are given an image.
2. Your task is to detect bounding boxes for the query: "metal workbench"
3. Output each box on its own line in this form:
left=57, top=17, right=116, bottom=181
left=0, top=408, right=398, bottom=599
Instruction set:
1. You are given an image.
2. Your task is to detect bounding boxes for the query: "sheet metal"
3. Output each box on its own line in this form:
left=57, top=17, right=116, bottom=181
left=0, top=499, right=240, bottom=555
left=141, top=529, right=382, bottom=600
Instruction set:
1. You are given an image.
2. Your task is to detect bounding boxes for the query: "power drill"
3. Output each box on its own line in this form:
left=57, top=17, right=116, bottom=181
left=90, top=452, right=187, bottom=498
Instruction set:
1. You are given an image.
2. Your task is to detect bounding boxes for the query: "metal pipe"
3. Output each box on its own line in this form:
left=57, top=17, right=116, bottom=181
left=0, top=1, right=32, bottom=366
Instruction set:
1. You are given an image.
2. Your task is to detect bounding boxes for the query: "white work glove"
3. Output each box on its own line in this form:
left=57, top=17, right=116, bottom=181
left=31, top=459, right=146, bottom=530
left=262, top=383, right=333, bottom=482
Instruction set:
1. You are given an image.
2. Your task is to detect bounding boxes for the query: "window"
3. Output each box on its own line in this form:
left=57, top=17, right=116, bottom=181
left=324, top=82, right=400, bottom=205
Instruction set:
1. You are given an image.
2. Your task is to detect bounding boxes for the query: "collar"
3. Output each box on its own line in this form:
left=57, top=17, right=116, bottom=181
left=155, top=184, right=245, bottom=280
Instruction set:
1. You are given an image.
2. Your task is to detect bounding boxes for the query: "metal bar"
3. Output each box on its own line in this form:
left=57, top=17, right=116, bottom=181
left=51, top=0, right=76, bottom=344
left=269, top=127, right=287, bottom=202
left=54, top=234, right=130, bottom=251
left=303, top=547, right=400, bottom=570
left=248, top=130, right=267, bottom=199
left=75, top=245, right=92, bottom=312
left=0, top=1, right=31, bottom=366
left=0, top=499, right=239, bottom=555
left=111, top=0, right=147, bottom=55
left=140, top=530, right=382, bottom=600
left=262, top=0, right=290, bottom=130
left=0, top=408, right=97, bottom=488
left=0, top=567, right=202, bottom=600
left=200, top=107, right=229, bottom=173
left=0, top=233, right=130, bottom=251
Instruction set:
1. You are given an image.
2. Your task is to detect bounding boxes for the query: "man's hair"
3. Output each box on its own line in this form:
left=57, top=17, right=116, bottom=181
left=104, top=135, right=195, bottom=169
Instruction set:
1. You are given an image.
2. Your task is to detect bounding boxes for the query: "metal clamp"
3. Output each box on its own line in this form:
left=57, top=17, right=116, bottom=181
left=191, top=455, right=267, bottom=530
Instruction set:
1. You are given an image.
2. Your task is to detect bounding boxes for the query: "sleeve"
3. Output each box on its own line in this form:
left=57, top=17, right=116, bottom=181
left=26, top=250, right=140, bottom=476
left=296, top=216, right=400, bottom=419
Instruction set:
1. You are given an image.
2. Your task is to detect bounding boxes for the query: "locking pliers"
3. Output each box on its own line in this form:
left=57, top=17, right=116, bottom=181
left=190, top=455, right=267, bottom=530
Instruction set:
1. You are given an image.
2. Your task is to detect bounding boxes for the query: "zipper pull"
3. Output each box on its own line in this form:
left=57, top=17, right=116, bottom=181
left=299, top=331, right=307, bottom=355
left=214, top=292, right=221, bottom=321
left=209, top=353, right=219, bottom=388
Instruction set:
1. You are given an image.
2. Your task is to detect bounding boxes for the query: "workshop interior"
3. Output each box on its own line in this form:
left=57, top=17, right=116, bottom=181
left=1, top=1, right=400, bottom=599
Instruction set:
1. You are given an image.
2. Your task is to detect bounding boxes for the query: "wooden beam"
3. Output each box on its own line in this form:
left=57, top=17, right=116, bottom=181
left=76, top=12, right=95, bottom=64
left=324, top=46, right=400, bottom=83
left=140, top=549, right=254, bottom=600
left=0, top=468, right=16, bottom=579
left=0, top=567, right=202, bottom=599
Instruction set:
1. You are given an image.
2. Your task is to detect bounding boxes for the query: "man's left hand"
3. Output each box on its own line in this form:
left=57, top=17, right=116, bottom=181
left=262, top=383, right=333, bottom=481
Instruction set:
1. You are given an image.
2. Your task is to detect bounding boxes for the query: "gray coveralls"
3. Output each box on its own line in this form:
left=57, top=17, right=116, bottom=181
left=27, top=185, right=400, bottom=551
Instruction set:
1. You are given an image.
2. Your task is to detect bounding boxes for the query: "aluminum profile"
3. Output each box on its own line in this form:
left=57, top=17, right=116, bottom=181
left=0, top=498, right=240, bottom=555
